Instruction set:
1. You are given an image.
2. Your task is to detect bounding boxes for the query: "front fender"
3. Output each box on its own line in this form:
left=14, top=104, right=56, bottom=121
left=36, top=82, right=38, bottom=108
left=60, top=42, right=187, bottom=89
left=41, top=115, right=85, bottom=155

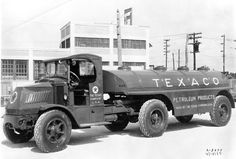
left=39, top=104, right=79, bottom=129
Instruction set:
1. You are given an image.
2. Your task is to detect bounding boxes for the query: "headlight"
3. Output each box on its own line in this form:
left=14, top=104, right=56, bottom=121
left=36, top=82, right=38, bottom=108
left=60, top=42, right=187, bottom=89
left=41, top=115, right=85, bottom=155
left=10, top=91, right=17, bottom=104
left=64, top=93, right=68, bottom=100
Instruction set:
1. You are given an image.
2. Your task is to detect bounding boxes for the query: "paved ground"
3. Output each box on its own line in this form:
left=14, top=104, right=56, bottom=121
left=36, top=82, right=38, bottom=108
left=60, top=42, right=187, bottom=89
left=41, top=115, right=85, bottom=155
left=0, top=105, right=236, bottom=159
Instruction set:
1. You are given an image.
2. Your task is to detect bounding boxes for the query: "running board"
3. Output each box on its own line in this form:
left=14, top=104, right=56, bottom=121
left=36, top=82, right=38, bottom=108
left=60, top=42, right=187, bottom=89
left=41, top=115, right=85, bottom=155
left=79, top=122, right=111, bottom=128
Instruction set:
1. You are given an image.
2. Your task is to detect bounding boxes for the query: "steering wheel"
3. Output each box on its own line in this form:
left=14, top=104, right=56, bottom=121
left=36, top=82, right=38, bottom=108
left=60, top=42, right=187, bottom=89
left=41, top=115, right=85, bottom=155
left=70, top=71, right=80, bottom=86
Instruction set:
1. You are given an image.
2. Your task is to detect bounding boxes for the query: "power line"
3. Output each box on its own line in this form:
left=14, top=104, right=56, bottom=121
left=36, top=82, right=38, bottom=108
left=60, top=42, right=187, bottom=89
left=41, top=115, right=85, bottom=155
left=163, top=33, right=187, bottom=37
left=150, top=33, right=187, bottom=38
left=226, top=38, right=236, bottom=42
left=3, top=0, right=72, bottom=34
left=202, top=37, right=221, bottom=41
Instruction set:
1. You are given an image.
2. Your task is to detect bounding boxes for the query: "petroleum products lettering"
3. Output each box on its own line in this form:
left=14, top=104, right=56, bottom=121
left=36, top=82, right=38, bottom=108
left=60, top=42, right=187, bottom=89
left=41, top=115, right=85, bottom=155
left=173, top=96, right=196, bottom=103
left=173, top=94, right=215, bottom=103
left=197, top=95, right=215, bottom=100
left=152, top=77, right=220, bottom=88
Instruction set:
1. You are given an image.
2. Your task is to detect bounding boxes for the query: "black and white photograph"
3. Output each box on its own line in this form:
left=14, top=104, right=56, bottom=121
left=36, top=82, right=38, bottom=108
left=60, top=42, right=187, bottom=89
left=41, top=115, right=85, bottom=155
left=1, top=0, right=236, bottom=158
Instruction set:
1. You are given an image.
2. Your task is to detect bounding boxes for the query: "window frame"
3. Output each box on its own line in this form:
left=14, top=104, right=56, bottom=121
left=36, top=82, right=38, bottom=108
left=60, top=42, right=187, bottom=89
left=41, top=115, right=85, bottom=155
left=1, top=59, right=29, bottom=80
left=75, top=37, right=110, bottom=48
left=113, top=39, right=146, bottom=49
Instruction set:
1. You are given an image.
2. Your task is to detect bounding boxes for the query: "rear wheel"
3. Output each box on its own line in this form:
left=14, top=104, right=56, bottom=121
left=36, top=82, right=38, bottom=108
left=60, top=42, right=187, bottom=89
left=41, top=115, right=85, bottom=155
left=34, top=110, right=72, bottom=152
left=175, top=115, right=193, bottom=123
left=3, top=125, right=33, bottom=143
left=139, top=99, right=168, bottom=137
left=210, top=95, right=231, bottom=126
left=105, top=114, right=129, bottom=132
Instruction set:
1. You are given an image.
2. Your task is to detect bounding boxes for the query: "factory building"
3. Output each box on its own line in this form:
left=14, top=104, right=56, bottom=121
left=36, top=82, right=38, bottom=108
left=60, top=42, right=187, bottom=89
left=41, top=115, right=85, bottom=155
left=1, top=21, right=150, bottom=100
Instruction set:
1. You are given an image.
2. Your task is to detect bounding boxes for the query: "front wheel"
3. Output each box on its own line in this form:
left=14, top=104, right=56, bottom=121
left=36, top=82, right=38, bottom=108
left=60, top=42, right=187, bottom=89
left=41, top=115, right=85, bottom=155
left=210, top=95, right=232, bottom=126
left=34, top=110, right=72, bottom=153
left=139, top=99, right=168, bottom=137
left=3, top=125, right=33, bottom=143
left=175, top=115, right=193, bottom=123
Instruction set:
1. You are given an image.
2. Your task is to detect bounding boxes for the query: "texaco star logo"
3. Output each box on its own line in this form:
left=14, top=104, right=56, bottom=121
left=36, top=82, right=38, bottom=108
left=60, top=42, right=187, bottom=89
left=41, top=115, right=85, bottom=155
left=92, top=86, right=99, bottom=94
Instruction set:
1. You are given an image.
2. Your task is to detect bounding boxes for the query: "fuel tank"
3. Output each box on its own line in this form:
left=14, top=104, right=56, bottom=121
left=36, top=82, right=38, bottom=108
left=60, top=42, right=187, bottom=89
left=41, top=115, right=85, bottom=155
left=103, top=70, right=230, bottom=95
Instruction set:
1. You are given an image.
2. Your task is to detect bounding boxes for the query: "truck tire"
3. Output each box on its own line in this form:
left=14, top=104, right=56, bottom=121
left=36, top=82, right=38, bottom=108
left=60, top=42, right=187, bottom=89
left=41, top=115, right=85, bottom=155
left=34, top=110, right=72, bottom=152
left=175, top=115, right=193, bottom=123
left=210, top=95, right=232, bottom=126
left=139, top=99, right=168, bottom=137
left=3, top=125, right=33, bottom=143
left=105, top=114, right=129, bottom=132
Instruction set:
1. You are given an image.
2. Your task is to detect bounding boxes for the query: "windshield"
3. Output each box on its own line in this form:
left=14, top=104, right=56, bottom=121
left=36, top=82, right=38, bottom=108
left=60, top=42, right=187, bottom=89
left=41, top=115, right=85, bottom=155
left=44, top=60, right=68, bottom=78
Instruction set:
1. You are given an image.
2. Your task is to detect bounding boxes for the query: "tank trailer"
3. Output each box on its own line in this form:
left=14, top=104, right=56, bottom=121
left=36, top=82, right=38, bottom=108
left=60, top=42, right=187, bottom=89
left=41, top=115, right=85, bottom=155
left=3, top=54, right=234, bottom=152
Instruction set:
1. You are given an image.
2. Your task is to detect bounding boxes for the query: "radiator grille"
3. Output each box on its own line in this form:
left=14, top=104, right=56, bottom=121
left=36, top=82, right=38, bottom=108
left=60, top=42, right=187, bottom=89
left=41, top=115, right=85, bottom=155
left=23, top=90, right=51, bottom=104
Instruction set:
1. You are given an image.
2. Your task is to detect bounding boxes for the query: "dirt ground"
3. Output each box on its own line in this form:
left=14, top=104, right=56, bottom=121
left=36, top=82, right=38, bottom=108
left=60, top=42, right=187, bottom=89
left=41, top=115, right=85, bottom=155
left=0, top=105, right=236, bottom=159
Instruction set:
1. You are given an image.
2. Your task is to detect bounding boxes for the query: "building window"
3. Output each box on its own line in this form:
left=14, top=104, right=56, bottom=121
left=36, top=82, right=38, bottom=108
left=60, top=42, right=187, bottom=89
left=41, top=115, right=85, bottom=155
left=113, top=39, right=146, bottom=49
left=1, top=60, right=14, bottom=80
left=1, top=60, right=28, bottom=80
left=61, top=41, right=65, bottom=48
left=61, top=25, right=70, bottom=39
left=60, top=38, right=70, bottom=48
left=34, top=60, right=43, bottom=80
left=102, top=61, right=110, bottom=66
left=75, top=37, right=109, bottom=48
left=65, top=38, right=70, bottom=48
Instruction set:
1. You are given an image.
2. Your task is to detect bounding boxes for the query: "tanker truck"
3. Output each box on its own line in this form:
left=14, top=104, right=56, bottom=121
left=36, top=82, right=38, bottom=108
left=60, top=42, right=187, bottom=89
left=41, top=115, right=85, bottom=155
left=3, top=54, right=234, bottom=152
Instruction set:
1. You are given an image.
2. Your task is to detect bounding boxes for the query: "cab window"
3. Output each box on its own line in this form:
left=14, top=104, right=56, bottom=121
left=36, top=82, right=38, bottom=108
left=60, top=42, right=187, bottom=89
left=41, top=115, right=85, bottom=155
left=71, top=59, right=96, bottom=83
left=79, top=61, right=95, bottom=76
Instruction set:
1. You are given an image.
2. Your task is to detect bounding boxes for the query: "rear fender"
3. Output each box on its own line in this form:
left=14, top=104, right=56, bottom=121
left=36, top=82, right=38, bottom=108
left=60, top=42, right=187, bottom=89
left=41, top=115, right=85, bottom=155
left=217, top=90, right=235, bottom=108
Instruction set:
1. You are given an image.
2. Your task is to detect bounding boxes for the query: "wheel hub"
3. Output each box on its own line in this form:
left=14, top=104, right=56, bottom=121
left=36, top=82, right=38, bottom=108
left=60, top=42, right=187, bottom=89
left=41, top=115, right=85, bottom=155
left=219, top=104, right=228, bottom=121
left=150, top=110, right=163, bottom=127
left=46, top=119, right=66, bottom=143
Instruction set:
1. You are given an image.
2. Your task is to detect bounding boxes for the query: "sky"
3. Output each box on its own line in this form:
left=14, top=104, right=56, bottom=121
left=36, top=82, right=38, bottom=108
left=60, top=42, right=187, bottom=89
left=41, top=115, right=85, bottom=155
left=1, top=0, right=236, bottom=72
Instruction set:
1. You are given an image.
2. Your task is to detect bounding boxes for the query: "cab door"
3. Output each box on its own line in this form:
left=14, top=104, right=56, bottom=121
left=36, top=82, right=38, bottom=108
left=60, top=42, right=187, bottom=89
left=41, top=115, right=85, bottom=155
left=89, top=82, right=104, bottom=122
left=85, top=56, right=104, bottom=123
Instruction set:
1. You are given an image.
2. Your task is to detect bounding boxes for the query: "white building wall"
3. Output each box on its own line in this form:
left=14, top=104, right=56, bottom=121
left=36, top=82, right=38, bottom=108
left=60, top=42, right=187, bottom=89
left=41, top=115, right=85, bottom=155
left=68, top=22, right=150, bottom=68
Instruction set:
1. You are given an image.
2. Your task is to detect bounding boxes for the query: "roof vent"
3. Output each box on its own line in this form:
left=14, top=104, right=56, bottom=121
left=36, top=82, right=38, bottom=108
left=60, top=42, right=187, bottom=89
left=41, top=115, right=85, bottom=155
left=154, top=66, right=167, bottom=71
left=177, top=66, right=189, bottom=71
left=118, top=66, right=131, bottom=71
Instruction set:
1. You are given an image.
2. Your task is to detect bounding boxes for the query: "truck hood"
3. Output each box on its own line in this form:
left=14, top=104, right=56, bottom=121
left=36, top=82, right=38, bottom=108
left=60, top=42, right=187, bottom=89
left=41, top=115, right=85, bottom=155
left=5, top=82, right=53, bottom=115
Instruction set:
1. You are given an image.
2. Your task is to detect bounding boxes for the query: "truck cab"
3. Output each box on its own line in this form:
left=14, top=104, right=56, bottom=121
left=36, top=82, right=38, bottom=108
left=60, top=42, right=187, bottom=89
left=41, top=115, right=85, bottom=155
left=41, top=54, right=104, bottom=106
left=39, top=54, right=108, bottom=125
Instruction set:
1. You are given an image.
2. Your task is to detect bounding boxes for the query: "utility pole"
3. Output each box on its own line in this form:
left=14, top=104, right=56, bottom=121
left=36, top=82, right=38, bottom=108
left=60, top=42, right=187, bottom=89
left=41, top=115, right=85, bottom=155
left=163, top=39, right=170, bottom=69
left=117, top=9, right=122, bottom=67
left=185, top=34, right=189, bottom=67
left=178, top=49, right=180, bottom=68
left=172, top=53, right=175, bottom=70
left=221, top=35, right=226, bottom=72
left=188, top=32, right=202, bottom=70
